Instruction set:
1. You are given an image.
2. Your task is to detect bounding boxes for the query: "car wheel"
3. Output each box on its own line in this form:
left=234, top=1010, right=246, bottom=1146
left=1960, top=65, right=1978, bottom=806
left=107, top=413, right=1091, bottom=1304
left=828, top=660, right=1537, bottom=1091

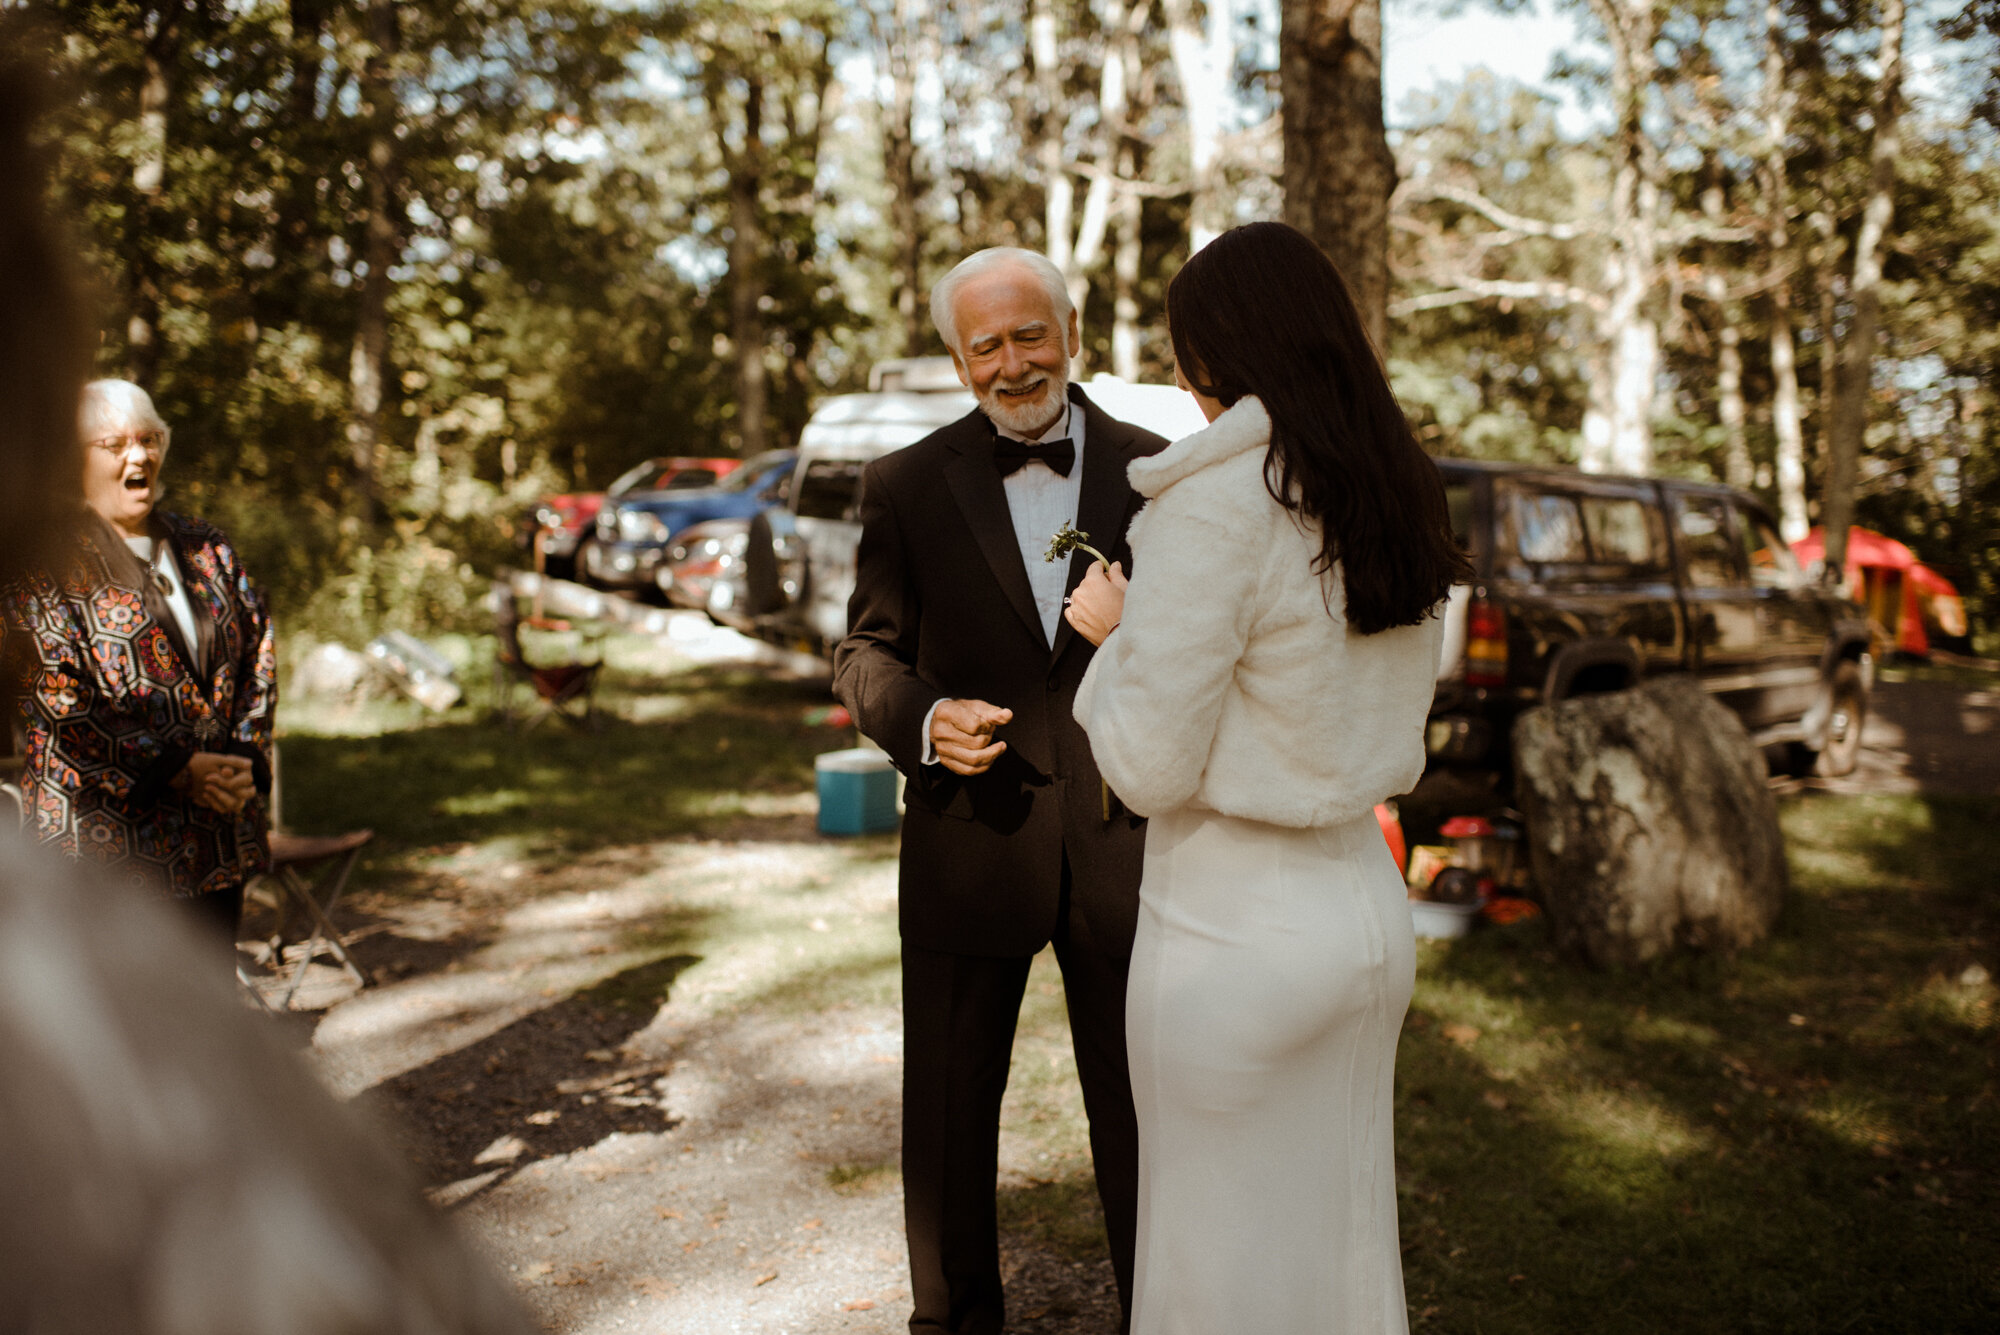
left=742, top=511, right=788, bottom=617
left=1812, top=663, right=1867, bottom=778
left=574, top=537, right=603, bottom=589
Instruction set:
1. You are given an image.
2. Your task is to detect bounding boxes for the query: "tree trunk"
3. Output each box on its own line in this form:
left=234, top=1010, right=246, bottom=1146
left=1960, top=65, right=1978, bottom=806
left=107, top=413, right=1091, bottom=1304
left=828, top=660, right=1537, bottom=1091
left=345, top=0, right=398, bottom=527
left=878, top=0, right=925, bottom=357
left=1280, top=0, right=1393, bottom=353
left=1823, top=0, right=1905, bottom=577
left=1111, top=147, right=1143, bottom=381
left=1032, top=0, right=1119, bottom=365
left=1701, top=168, right=1750, bottom=488
left=728, top=75, right=769, bottom=456
left=249, top=0, right=330, bottom=338
left=1761, top=0, right=1809, bottom=539
left=1590, top=0, right=1663, bottom=477
left=126, top=7, right=182, bottom=386
left=1165, top=0, right=1234, bottom=254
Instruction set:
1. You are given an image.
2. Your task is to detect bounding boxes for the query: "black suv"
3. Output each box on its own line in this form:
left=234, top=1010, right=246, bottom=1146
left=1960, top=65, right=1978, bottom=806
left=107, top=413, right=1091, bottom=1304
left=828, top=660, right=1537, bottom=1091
left=1414, top=460, right=1873, bottom=807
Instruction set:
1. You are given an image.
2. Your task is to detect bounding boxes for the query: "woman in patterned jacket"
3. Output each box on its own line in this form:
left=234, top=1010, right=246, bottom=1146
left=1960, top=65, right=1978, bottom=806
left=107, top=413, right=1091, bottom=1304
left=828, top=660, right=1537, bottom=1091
left=2, top=378, right=277, bottom=938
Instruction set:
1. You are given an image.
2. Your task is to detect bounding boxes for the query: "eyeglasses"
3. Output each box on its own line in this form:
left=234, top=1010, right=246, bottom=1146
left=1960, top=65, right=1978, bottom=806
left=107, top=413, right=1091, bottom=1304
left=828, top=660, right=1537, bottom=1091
left=87, top=430, right=167, bottom=457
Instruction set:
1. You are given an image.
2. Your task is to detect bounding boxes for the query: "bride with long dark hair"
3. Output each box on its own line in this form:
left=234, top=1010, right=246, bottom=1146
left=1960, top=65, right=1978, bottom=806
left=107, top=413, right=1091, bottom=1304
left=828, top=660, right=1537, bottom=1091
left=1065, top=220, right=1470, bottom=1333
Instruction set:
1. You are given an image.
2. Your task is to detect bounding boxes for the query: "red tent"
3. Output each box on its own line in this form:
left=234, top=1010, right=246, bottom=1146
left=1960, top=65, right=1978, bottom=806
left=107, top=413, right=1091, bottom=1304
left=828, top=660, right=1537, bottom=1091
left=1790, top=526, right=1966, bottom=656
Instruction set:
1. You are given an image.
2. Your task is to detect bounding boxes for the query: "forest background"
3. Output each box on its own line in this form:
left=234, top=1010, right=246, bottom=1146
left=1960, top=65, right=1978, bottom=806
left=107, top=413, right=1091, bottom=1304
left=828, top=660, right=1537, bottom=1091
left=10, top=0, right=2000, bottom=653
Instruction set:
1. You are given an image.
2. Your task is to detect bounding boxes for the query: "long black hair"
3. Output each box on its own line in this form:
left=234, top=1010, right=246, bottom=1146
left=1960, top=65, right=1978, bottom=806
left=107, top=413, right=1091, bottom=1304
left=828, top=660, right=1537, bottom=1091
left=1166, top=222, right=1471, bottom=635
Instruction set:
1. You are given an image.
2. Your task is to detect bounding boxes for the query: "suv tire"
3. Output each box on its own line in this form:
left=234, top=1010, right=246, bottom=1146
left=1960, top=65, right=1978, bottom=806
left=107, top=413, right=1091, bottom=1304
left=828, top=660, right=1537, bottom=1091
left=1789, top=662, right=1867, bottom=779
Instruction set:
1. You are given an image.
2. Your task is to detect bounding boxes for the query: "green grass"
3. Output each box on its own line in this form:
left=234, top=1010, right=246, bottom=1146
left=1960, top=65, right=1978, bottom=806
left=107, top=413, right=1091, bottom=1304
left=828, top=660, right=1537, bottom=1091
left=279, top=649, right=1997, bottom=1330
left=1388, top=791, right=1997, bottom=1332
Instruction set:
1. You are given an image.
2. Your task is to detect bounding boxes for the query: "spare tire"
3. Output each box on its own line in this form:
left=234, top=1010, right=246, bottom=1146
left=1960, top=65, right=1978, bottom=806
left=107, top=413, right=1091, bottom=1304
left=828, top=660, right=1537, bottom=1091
left=742, top=509, right=789, bottom=617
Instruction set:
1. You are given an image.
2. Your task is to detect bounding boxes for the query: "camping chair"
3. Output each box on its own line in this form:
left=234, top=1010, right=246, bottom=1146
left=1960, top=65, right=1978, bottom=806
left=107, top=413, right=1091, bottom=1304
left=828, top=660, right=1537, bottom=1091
left=238, top=745, right=374, bottom=1009
left=245, top=830, right=375, bottom=1008
left=492, top=581, right=603, bottom=730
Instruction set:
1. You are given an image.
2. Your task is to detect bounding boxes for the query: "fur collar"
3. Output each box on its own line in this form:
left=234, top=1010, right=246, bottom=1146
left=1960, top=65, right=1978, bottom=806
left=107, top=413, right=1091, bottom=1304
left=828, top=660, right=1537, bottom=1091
left=1125, top=395, right=1270, bottom=498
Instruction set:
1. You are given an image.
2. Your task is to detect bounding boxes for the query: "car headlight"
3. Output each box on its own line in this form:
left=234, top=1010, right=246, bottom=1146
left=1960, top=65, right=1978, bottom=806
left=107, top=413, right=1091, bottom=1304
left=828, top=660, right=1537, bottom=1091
left=618, top=510, right=669, bottom=543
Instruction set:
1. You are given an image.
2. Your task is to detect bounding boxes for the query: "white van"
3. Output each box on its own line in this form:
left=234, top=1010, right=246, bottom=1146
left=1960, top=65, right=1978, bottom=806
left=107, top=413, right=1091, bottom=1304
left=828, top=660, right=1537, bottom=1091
left=716, top=367, right=1206, bottom=657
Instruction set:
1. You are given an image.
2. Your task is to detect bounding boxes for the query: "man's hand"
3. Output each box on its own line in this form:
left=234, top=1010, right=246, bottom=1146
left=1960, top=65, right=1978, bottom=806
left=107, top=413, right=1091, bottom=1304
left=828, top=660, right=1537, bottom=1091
left=173, top=752, right=256, bottom=815
left=1064, top=561, right=1126, bottom=647
left=930, top=698, right=1013, bottom=776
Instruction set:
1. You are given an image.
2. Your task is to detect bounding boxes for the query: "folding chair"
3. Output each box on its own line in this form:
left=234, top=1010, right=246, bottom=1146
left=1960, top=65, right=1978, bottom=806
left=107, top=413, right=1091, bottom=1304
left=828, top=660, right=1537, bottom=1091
left=247, top=829, right=374, bottom=1008
left=492, top=582, right=603, bottom=730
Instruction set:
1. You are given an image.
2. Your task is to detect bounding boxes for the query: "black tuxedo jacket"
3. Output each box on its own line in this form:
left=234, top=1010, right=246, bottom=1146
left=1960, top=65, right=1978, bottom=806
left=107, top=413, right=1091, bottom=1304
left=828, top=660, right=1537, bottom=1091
left=832, top=384, right=1167, bottom=959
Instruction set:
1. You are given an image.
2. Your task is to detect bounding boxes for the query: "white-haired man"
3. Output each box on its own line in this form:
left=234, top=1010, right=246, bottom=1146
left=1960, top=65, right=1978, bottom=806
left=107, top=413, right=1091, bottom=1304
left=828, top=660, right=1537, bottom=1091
left=834, top=248, right=1165, bottom=1335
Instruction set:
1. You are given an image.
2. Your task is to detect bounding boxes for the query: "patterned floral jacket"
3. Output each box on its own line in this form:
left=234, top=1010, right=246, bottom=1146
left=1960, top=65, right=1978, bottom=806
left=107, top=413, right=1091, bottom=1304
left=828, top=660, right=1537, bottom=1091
left=1, top=511, right=277, bottom=899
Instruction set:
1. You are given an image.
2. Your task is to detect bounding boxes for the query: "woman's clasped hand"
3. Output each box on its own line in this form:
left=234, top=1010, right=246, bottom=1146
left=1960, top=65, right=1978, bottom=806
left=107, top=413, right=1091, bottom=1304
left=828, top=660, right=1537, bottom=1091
left=171, top=751, right=257, bottom=814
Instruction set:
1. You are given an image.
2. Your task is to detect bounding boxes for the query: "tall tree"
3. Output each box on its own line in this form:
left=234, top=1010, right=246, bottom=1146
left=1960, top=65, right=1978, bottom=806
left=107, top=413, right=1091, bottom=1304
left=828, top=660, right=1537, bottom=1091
left=1760, top=0, right=1810, bottom=539
left=1821, top=0, right=1905, bottom=577
left=345, top=0, right=399, bottom=526
left=1164, top=0, right=1233, bottom=253
left=1279, top=0, right=1393, bottom=350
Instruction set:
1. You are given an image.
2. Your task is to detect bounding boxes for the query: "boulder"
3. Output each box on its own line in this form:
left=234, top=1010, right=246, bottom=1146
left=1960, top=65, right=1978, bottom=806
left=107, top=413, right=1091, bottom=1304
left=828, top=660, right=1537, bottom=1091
left=1511, top=676, right=1788, bottom=967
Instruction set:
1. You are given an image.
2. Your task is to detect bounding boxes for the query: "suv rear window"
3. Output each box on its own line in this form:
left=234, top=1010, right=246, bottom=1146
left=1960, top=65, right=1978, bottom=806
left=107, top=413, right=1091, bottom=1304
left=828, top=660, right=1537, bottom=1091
left=1504, top=486, right=1666, bottom=577
left=1674, top=496, right=1743, bottom=588
left=795, top=458, right=866, bottom=521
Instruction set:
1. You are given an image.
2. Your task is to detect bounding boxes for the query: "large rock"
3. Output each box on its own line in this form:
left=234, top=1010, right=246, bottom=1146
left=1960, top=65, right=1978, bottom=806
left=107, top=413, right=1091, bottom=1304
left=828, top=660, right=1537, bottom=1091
left=1511, top=676, right=1788, bottom=967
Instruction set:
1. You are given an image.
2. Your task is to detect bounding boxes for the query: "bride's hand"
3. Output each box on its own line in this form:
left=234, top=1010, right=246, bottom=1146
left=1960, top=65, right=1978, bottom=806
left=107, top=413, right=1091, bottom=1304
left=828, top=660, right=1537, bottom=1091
left=1064, top=562, right=1127, bottom=647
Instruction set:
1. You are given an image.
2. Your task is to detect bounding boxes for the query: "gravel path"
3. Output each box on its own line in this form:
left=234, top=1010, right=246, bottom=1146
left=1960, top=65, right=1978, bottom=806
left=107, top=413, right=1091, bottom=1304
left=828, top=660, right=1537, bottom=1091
left=301, top=832, right=1121, bottom=1335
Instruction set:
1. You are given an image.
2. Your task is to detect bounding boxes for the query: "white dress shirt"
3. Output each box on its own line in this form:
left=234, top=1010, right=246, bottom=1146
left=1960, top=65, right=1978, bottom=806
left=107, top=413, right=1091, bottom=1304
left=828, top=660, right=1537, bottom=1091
left=126, top=535, right=201, bottom=656
left=920, top=401, right=1086, bottom=764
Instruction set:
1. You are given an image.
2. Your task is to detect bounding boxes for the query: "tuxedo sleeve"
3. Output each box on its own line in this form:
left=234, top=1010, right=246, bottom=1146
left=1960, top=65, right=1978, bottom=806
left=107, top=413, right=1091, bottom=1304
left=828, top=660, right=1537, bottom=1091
left=832, top=461, right=948, bottom=789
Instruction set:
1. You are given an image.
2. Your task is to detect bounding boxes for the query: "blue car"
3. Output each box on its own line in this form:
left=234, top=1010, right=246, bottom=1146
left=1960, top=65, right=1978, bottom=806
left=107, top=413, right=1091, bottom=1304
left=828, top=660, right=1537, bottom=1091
left=578, top=450, right=797, bottom=591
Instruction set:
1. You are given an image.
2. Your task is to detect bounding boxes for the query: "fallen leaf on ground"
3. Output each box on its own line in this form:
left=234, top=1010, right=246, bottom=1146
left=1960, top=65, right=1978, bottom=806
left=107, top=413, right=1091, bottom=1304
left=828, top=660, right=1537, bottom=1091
left=656, top=1207, right=683, bottom=1220
left=802, top=1218, right=822, bottom=1230
left=633, top=1275, right=675, bottom=1297
left=1442, top=1023, right=1481, bottom=1047
left=525, top=1110, right=560, bottom=1126
left=843, top=1300, right=875, bottom=1311
left=754, top=1272, right=778, bottom=1287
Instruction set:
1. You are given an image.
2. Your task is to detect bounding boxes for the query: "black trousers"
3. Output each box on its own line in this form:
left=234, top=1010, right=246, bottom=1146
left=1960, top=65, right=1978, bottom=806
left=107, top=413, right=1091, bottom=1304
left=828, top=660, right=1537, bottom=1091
left=901, top=865, right=1139, bottom=1335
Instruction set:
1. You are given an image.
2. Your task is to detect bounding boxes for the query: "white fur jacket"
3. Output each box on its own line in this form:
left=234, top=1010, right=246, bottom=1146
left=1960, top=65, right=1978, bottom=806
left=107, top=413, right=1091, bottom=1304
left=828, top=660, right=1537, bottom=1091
left=1074, top=396, right=1444, bottom=828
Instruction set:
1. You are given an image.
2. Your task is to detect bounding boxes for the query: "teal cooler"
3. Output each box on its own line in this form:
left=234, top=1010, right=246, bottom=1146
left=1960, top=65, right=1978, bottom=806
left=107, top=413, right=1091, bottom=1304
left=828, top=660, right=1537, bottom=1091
left=815, top=748, right=900, bottom=835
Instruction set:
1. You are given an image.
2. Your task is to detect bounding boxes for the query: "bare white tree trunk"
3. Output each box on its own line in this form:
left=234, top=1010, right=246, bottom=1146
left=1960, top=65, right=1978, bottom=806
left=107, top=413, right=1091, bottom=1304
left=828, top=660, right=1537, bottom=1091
left=1032, top=0, right=1124, bottom=365
left=1165, top=0, right=1235, bottom=253
left=1588, top=0, right=1663, bottom=476
left=1762, top=0, right=1809, bottom=539
left=1823, top=0, right=1905, bottom=575
left=1701, top=168, right=1751, bottom=488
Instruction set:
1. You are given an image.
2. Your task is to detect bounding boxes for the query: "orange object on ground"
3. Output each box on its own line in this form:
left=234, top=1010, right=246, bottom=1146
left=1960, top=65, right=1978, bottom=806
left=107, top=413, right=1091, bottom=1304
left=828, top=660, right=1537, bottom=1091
left=1481, top=896, right=1542, bottom=926
left=1375, top=803, right=1407, bottom=875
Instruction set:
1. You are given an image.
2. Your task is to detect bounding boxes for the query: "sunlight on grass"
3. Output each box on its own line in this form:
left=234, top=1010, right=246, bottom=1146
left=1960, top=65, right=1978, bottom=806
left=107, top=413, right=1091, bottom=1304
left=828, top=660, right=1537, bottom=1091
left=437, top=788, right=532, bottom=816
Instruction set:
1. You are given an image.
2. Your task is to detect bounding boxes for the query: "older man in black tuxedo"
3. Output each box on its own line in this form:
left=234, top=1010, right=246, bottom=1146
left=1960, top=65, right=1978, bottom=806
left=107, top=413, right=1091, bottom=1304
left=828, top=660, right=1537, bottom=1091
left=833, top=248, right=1165, bottom=1335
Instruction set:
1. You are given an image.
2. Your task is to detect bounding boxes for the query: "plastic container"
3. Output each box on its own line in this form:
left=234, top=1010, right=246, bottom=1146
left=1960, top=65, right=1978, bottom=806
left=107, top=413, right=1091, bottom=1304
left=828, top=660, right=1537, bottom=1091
left=1410, top=899, right=1481, bottom=940
left=815, top=748, right=900, bottom=835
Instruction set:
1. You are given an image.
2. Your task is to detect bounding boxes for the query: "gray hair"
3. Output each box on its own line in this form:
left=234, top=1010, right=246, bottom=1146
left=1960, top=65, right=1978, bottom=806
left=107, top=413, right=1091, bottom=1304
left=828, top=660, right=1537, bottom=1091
left=929, top=248, right=1073, bottom=355
left=79, top=378, right=171, bottom=457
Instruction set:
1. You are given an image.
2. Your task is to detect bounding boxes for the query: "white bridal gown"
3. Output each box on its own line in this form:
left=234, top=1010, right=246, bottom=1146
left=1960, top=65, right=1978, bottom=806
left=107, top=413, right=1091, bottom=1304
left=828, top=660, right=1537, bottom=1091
left=1124, top=805, right=1416, bottom=1335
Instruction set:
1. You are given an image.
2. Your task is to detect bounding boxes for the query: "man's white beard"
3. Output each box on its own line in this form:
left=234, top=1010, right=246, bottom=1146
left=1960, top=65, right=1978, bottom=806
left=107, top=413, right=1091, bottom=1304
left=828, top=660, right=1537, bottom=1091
left=978, top=364, right=1069, bottom=438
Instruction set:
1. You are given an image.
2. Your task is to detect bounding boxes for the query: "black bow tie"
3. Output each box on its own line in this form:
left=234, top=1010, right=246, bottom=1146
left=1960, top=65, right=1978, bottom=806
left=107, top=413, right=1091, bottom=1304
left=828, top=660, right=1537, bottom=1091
left=991, top=436, right=1075, bottom=478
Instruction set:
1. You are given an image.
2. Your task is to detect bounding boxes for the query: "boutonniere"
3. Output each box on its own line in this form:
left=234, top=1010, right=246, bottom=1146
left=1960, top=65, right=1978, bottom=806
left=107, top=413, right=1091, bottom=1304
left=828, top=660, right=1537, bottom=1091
left=1044, top=523, right=1110, bottom=571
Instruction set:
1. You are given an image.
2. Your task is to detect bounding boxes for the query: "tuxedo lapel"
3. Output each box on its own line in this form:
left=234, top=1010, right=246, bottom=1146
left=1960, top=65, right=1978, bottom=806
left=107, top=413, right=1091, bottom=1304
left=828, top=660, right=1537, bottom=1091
left=1051, top=388, right=1134, bottom=664
left=941, top=421, right=1047, bottom=648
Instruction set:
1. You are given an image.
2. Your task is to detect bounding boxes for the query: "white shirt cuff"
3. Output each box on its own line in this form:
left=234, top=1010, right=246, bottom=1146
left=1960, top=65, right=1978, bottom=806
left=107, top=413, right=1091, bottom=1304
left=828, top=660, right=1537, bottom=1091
left=920, top=698, right=948, bottom=766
